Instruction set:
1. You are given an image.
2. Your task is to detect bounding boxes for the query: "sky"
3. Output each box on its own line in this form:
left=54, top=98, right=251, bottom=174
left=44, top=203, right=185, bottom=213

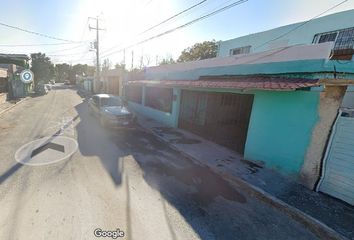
left=0, top=0, right=353, bottom=68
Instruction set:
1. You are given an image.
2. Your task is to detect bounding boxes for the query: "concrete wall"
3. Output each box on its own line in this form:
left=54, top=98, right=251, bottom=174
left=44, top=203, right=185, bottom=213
left=102, top=69, right=124, bottom=96
left=0, top=93, right=7, bottom=104
left=218, top=10, right=354, bottom=57
left=301, top=86, right=347, bottom=189
left=128, top=86, right=180, bottom=127
left=244, top=90, right=320, bottom=175
left=129, top=83, right=324, bottom=177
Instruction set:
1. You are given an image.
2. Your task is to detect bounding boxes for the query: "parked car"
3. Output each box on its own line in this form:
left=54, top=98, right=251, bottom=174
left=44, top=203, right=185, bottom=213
left=35, top=84, right=49, bottom=95
left=64, top=80, right=70, bottom=85
left=45, top=84, right=52, bottom=90
left=88, top=94, right=136, bottom=128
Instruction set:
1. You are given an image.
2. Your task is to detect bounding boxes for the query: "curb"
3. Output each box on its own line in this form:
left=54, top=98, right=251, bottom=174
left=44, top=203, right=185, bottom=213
left=0, top=97, right=29, bottom=116
left=140, top=122, right=348, bottom=240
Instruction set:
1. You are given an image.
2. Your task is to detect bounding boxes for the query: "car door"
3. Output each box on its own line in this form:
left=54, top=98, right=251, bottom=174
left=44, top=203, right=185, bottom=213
left=91, top=96, right=100, bottom=116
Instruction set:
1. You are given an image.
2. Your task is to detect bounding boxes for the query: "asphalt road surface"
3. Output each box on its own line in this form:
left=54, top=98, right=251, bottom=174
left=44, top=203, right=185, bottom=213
left=0, top=85, right=320, bottom=240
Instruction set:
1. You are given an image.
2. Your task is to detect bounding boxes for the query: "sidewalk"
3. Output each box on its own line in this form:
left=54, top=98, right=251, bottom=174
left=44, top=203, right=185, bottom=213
left=0, top=97, right=28, bottom=116
left=137, top=114, right=354, bottom=240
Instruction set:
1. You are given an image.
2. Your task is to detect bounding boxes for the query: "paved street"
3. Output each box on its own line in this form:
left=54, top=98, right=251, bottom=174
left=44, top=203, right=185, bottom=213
left=0, top=85, right=320, bottom=240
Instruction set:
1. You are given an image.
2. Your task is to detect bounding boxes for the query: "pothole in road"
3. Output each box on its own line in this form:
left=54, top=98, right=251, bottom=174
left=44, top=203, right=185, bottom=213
left=15, top=136, right=78, bottom=166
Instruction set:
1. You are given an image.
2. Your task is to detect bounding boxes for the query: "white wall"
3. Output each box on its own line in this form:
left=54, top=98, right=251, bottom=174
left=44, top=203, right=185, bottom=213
left=218, top=10, right=354, bottom=57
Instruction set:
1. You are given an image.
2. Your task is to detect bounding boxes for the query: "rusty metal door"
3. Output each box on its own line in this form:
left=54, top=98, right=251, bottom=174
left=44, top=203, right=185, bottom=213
left=179, top=90, right=254, bottom=154
left=179, top=91, right=208, bottom=135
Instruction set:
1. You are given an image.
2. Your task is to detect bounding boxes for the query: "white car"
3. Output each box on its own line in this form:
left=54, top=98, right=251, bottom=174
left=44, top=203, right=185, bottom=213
left=88, top=94, right=136, bottom=128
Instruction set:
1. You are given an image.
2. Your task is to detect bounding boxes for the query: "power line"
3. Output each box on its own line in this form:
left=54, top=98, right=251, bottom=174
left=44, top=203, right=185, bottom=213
left=101, top=0, right=248, bottom=58
left=47, top=51, right=90, bottom=57
left=139, top=0, right=207, bottom=35
left=100, top=0, right=208, bottom=55
left=0, top=21, right=80, bottom=43
left=0, top=42, right=85, bottom=47
left=44, top=19, right=91, bottom=54
left=44, top=43, right=88, bottom=54
left=254, top=0, right=350, bottom=50
left=31, top=19, right=92, bottom=62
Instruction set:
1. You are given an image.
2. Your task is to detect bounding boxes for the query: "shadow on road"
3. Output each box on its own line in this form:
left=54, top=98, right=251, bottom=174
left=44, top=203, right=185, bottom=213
left=0, top=163, right=22, bottom=184
left=74, top=101, right=251, bottom=240
left=75, top=101, right=123, bottom=185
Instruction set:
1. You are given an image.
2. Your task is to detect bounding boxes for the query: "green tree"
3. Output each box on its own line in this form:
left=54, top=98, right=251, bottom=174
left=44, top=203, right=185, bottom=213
left=30, top=53, right=54, bottom=85
left=102, top=58, right=111, bottom=72
left=86, top=65, right=96, bottom=76
left=55, top=63, right=70, bottom=82
left=72, top=64, right=87, bottom=77
left=114, top=63, right=126, bottom=70
left=159, top=57, right=175, bottom=65
left=177, top=40, right=218, bottom=62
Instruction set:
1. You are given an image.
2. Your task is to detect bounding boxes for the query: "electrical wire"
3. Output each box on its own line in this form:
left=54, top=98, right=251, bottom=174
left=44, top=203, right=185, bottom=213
left=139, top=0, right=207, bottom=36
left=0, top=21, right=81, bottom=43
left=253, top=0, right=350, bottom=50
left=45, top=19, right=91, bottom=54
left=100, top=0, right=208, bottom=55
left=101, top=0, right=248, bottom=58
left=47, top=51, right=91, bottom=57
left=44, top=44, right=88, bottom=54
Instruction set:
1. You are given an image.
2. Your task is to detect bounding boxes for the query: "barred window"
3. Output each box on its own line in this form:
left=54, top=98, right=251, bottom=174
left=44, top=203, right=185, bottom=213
left=334, top=28, right=354, bottom=50
left=229, top=46, right=251, bottom=56
left=313, top=28, right=354, bottom=50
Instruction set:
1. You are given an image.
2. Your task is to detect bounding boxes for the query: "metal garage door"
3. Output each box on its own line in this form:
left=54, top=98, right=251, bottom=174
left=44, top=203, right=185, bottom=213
left=179, top=90, right=254, bottom=154
left=317, top=111, right=354, bottom=205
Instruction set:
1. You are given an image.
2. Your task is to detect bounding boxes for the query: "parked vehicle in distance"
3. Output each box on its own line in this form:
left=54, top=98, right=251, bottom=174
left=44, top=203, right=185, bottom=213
left=45, top=84, right=52, bottom=90
left=35, top=84, right=49, bottom=95
left=88, top=94, right=136, bottom=128
left=64, top=80, right=70, bottom=85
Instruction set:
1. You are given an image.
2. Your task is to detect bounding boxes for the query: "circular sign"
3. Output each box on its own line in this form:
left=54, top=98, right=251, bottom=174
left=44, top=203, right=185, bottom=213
left=15, top=136, right=78, bottom=166
left=20, top=69, right=34, bottom=83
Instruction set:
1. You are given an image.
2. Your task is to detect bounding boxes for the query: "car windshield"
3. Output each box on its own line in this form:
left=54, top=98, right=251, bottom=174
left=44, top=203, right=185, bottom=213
left=100, top=97, right=122, bottom=107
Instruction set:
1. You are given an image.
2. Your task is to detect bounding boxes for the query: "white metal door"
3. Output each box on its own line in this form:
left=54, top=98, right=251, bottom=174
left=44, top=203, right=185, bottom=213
left=317, top=110, right=354, bottom=205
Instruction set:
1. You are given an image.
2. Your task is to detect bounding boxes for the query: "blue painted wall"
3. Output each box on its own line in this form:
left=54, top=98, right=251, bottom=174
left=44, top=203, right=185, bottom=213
left=218, top=10, right=354, bottom=57
left=145, top=60, right=354, bottom=81
left=244, top=90, right=320, bottom=174
left=128, top=86, right=180, bottom=127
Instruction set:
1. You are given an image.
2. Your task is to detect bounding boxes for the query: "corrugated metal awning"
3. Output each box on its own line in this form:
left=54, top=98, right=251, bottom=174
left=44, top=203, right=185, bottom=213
left=127, top=76, right=320, bottom=91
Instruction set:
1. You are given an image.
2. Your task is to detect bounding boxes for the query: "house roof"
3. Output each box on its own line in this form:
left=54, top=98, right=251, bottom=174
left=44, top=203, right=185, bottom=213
left=127, top=76, right=320, bottom=91
left=145, top=42, right=333, bottom=75
left=0, top=54, right=30, bottom=60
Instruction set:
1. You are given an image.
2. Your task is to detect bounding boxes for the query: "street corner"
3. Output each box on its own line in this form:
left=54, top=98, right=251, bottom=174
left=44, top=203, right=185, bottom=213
left=14, top=136, right=78, bottom=166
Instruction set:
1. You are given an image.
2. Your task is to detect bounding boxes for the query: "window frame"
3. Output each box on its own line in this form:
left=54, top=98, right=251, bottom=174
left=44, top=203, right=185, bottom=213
left=313, top=27, right=354, bottom=50
left=125, top=85, right=143, bottom=104
left=145, top=86, right=173, bottom=113
left=229, top=45, right=251, bottom=56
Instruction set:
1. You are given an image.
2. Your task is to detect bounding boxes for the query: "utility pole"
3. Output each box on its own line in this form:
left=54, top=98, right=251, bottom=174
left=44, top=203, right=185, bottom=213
left=89, top=16, right=105, bottom=93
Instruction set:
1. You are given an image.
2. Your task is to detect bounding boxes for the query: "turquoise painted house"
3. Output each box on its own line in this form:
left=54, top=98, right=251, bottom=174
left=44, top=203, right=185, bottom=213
left=122, top=11, right=354, bottom=203
left=217, top=9, right=354, bottom=58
